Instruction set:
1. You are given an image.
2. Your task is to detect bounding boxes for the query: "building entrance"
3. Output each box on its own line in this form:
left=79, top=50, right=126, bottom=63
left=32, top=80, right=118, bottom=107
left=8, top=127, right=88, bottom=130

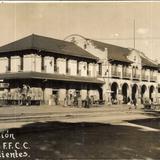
left=149, top=85, right=154, bottom=102
left=141, top=85, right=147, bottom=104
left=122, top=83, right=128, bottom=104
left=52, top=90, right=59, bottom=105
left=111, top=82, right=118, bottom=102
left=132, top=84, right=138, bottom=101
left=98, top=87, right=103, bottom=100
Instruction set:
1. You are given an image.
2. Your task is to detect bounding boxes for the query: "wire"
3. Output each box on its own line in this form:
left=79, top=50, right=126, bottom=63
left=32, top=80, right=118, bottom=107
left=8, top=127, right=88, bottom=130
left=90, top=37, right=160, bottom=41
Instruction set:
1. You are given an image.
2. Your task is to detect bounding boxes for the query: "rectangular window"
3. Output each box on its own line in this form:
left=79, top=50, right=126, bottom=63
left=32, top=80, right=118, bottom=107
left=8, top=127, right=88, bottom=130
left=87, top=62, right=89, bottom=76
left=98, top=63, right=102, bottom=75
left=150, top=70, right=153, bottom=77
left=41, top=56, right=44, bottom=71
left=123, top=66, right=126, bottom=74
left=132, top=66, right=138, bottom=77
left=136, top=67, right=138, bottom=75
left=54, top=57, right=57, bottom=72
left=112, top=64, right=117, bottom=73
left=132, top=67, right=136, bottom=77
left=66, top=59, right=69, bottom=73
left=142, top=69, right=145, bottom=75
left=77, top=61, right=79, bottom=75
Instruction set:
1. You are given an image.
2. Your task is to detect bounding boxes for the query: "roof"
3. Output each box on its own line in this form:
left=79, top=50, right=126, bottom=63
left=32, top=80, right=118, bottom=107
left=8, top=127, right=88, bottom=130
left=0, top=72, right=104, bottom=84
left=88, top=38, right=158, bottom=67
left=158, top=64, right=160, bottom=72
left=86, top=39, right=132, bottom=63
left=141, top=56, right=158, bottom=68
left=0, top=34, right=98, bottom=60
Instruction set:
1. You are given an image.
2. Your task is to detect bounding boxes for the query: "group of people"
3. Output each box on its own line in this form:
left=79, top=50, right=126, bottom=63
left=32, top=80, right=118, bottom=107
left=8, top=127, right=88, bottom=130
left=111, top=96, right=138, bottom=107
left=0, top=85, right=42, bottom=106
left=63, top=94, right=94, bottom=108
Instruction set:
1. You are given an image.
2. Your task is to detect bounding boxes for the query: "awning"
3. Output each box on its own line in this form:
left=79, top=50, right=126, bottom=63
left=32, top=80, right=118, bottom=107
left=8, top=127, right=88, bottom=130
left=0, top=72, right=104, bottom=84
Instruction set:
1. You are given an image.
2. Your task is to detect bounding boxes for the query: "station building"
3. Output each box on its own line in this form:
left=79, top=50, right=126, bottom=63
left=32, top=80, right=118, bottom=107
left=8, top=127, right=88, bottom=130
left=0, top=34, right=159, bottom=105
left=0, top=34, right=104, bottom=105
left=66, top=34, right=159, bottom=104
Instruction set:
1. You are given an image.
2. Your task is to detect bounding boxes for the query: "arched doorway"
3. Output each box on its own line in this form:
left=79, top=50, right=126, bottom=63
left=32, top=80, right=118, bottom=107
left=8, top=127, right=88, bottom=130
left=141, top=85, right=147, bottom=104
left=122, top=83, right=128, bottom=104
left=132, top=84, right=138, bottom=101
left=149, top=85, right=154, bottom=102
left=98, top=87, right=103, bottom=100
left=111, top=82, right=118, bottom=101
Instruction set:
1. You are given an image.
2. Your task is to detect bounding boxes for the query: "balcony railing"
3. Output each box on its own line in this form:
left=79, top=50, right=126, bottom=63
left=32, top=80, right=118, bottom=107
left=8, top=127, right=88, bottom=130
left=122, top=72, right=131, bottom=79
left=150, top=76, right=157, bottom=82
left=132, top=74, right=140, bottom=80
left=111, top=71, right=121, bottom=78
left=141, top=74, right=148, bottom=81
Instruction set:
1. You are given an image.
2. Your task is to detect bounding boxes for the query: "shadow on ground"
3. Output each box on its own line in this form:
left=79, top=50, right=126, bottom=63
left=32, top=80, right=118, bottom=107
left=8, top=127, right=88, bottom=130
left=142, top=110, right=160, bottom=116
left=0, top=119, right=159, bottom=160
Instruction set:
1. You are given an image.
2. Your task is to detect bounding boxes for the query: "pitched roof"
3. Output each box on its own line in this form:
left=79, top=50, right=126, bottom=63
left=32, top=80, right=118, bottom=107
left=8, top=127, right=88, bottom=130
left=0, top=34, right=98, bottom=60
left=87, top=38, right=158, bottom=67
left=0, top=72, right=104, bottom=84
left=140, top=55, right=158, bottom=68
left=86, top=39, right=132, bottom=63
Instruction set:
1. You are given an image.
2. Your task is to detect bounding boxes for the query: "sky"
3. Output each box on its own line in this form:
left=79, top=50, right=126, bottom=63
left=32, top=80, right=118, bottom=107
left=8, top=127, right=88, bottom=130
left=0, top=2, right=160, bottom=61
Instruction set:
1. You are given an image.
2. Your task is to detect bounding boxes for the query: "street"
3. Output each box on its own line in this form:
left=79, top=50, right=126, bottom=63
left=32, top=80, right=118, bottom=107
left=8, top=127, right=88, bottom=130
left=0, top=105, right=159, bottom=159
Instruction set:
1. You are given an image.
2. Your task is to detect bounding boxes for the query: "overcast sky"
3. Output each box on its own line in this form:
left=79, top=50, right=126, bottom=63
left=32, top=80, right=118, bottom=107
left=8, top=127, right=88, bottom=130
left=0, top=2, right=160, bottom=61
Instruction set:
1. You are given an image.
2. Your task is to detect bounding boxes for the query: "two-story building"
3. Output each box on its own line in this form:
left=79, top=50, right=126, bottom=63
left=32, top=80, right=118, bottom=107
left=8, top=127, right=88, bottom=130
left=0, top=33, right=159, bottom=106
left=0, top=34, right=104, bottom=105
left=66, top=34, right=159, bottom=105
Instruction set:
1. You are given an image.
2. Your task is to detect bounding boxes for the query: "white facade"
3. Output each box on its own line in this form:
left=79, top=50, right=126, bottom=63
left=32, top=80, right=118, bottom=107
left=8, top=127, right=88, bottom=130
left=0, top=57, right=8, bottom=73
left=0, top=34, right=159, bottom=106
left=65, top=34, right=159, bottom=104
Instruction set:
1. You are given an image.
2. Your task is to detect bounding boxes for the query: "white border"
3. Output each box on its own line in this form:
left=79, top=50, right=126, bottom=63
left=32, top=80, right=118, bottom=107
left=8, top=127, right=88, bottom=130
left=0, top=1, right=159, bottom=4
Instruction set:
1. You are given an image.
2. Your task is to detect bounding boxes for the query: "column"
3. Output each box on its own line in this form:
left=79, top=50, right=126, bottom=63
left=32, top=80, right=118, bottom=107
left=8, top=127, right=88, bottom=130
left=7, top=56, right=11, bottom=72
left=41, top=55, right=45, bottom=71
left=20, top=55, right=24, bottom=71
